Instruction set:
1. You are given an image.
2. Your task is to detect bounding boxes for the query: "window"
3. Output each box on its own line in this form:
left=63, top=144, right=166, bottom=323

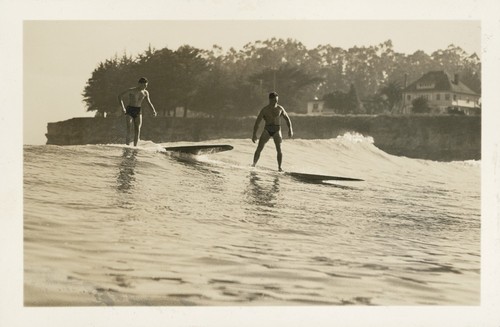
left=417, top=82, right=435, bottom=90
left=407, top=95, right=411, bottom=101
left=445, top=94, right=451, bottom=100
left=313, top=103, right=319, bottom=110
left=436, top=94, right=441, bottom=100
left=453, top=95, right=457, bottom=101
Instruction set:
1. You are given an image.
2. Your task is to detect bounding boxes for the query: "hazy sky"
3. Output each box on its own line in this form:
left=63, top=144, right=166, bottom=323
left=23, top=20, right=481, bottom=144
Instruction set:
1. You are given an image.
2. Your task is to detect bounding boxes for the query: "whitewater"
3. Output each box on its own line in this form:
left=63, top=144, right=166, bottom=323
left=23, top=133, right=480, bottom=306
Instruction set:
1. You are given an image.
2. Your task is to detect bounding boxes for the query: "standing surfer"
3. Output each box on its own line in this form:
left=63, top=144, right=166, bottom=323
left=118, top=77, right=157, bottom=146
left=252, top=92, right=293, bottom=172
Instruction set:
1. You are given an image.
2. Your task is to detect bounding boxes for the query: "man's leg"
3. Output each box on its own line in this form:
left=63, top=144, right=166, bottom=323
left=273, top=132, right=283, bottom=171
left=133, top=115, right=142, bottom=147
left=125, top=115, right=133, bottom=145
left=253, top=131, right=270, bottom=167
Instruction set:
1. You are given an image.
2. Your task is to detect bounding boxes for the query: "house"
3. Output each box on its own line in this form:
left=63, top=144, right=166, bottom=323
left=401, top=71, right=480, bottom=115
left=307, top=97, right=325, bottom=114
left=306, top=97, right=335, bottom=115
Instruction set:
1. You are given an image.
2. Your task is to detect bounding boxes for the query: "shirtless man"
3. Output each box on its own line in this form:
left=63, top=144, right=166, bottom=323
left=118, top=77, right=157, bottom=146
left=252, top=92, right=293, bottom=171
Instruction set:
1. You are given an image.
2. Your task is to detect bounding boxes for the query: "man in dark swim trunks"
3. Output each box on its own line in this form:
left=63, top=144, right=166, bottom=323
left=118, top=77, right=158, bottom=146
left=252, top=92, right=293, bottom=172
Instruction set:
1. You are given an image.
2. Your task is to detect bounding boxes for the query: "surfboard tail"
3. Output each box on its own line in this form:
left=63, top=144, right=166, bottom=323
left=286, top=172, right=364, bottom=182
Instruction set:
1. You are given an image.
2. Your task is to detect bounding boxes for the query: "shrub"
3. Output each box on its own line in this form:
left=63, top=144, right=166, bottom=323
left=412, top=97, right=431, bottom=114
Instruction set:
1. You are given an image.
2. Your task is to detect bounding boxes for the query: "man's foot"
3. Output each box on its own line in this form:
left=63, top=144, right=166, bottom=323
left=278, top=167, right=283, bottom=172
left=252, top=163, right=256, bottom=167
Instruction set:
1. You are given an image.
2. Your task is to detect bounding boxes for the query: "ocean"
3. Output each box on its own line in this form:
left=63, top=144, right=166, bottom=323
left=23, top=133, right=480, bottom=306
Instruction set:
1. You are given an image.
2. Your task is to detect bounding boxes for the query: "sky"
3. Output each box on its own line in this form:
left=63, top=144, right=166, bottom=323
left=23, top=20, right=481, bottom=145
left=2, top=0, right=500, bottom=326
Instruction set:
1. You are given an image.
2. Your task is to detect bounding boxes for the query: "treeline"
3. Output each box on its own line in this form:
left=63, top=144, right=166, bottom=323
left=82, top=38, right=481, bottom=117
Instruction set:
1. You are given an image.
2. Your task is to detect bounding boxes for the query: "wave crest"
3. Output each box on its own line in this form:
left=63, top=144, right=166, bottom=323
left=336, top=132, right=374, bottom=144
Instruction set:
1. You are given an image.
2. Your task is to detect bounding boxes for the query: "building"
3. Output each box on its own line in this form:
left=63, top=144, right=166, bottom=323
left=306, top=97, right=336, bottom=115
left=401, top=71, right=480, bottom=115
left=307, top=97, right=325, bottom=114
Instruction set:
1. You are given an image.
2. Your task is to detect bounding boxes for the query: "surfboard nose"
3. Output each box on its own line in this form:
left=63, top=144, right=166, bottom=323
left=164, top=144, right=234, bottom=155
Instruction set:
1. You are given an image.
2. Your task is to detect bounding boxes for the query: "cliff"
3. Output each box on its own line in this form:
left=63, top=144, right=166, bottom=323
left=46, top=115, right=481, bottom=161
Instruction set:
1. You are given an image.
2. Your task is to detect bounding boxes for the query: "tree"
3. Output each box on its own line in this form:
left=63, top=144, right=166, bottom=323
left=459, top=64, right=481, bottom=94
left=249, top=64, right=323, bottom=113
left=82, top=55, right=131, bottom=116
left=346, top=84, right=365, bottom=114
left=136, top=47, right=177, bottom=116
left=171, top=45, right=209, bottom=117
left=343, top=45, right=382, bottom=98
left=379, top=80, right=403, bottom=113
left=412, top=97, right=431, bottom=114
left=322, top=84, right=364, bottom=115
left=431, top=44, right=468, bottom=74
left=362, top=94, right=389, bottom=115
left=323, top=91, right=348, bottom=114
left=81, top=38, right=481, bottom=118
left=432, top=44, right=481, bottom=95
left=310, top=45, right=349, bottom=97
left=191, top=56, right=237, bottom=117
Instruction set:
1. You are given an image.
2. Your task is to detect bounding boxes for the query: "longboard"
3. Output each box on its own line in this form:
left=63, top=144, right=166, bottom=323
left=285, top=172, right=364, bottom=182
left=164, top=144, right=233, bottom=155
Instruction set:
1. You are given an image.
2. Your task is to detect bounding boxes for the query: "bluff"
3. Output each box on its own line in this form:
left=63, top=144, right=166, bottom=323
left=46, top=115, right=481, bottom=161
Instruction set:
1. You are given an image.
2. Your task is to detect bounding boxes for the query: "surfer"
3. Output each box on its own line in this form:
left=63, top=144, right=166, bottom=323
left=252, top=92, right=293, bottom=172
left=118, top=77, right=158, bottom=146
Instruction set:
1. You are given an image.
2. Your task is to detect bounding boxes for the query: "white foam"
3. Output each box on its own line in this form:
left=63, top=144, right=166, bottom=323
left=336, top=132, right=374, bottom=144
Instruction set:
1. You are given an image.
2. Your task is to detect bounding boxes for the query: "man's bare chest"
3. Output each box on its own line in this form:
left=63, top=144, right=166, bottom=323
left=264, top=107, right=282, bottom=119
left=129, top=90, right=146, bottom=102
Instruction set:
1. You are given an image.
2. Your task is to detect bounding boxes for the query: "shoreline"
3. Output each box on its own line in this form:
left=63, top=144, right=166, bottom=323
left=45, top=114, right=481, bottom=162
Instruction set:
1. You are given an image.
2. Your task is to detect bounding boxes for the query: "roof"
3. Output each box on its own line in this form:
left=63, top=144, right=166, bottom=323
left=403, top=71, right=479, bottom=95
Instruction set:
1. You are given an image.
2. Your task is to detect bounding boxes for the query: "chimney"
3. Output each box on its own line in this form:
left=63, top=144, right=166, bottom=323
left=454, top=73, right=459, bottom=84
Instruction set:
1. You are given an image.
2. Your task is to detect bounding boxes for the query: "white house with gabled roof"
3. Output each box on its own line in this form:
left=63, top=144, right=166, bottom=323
left=401, top=71, right=480, bottom=115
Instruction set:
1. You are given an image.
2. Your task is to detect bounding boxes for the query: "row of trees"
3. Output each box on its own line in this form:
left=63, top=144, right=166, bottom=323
left=83, top=38, right=481, bottom=117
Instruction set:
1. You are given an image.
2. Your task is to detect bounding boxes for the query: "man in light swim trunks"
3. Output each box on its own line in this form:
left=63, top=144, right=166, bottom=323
left=118, top=77, right=158, bottom=146
left=252, top=92, right=293, bottom=172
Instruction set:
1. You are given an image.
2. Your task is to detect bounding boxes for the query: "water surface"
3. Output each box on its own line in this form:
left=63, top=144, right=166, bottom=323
left=24, top=135, right=480, bottom=305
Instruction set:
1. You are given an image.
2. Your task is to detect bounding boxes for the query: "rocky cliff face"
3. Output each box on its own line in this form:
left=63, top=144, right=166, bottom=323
left=46, top=115, right=481, bottom=161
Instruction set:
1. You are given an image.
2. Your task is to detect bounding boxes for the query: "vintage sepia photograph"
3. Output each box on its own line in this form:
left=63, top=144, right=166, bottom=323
left=23, top=20, right=482, bottom=307
left=2, top=0, right=500, bottom=326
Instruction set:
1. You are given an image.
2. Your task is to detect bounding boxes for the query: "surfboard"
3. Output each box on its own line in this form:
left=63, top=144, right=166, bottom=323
left=285, top=172, right=364, bottom=182
left=164, top=144, right=233, bottom=155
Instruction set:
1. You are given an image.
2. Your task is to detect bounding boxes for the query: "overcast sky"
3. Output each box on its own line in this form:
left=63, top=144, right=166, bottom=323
left=23, top=20, right=481, bottom=145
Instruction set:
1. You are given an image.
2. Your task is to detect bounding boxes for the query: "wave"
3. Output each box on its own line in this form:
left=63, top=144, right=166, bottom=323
left=28, top=132, right=479, bottom=180
left=335, top=132, right=374, bottom=144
